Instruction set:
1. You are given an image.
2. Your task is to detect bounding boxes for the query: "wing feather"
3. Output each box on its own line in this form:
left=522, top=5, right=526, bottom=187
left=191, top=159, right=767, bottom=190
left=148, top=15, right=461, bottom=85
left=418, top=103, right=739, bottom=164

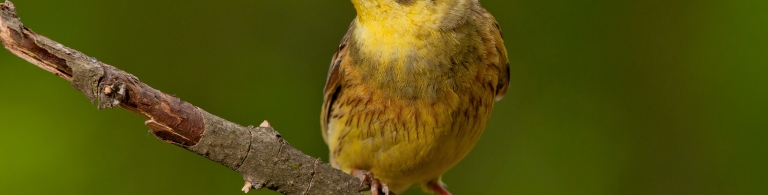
left=321, top=20, right=355, bottom=144
left=488, top=14, right=510, bottom=101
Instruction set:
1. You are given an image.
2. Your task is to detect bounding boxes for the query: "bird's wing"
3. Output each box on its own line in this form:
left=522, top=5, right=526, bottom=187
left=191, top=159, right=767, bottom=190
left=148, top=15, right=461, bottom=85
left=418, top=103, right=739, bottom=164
left=321, top=20, right=355, bottom=144
left=488, top=14, right=510, bottom=101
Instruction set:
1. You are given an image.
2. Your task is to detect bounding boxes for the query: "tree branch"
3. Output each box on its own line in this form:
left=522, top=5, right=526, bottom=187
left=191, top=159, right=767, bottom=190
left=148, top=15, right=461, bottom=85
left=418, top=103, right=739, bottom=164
left=0, top=1, right=365, bottom=194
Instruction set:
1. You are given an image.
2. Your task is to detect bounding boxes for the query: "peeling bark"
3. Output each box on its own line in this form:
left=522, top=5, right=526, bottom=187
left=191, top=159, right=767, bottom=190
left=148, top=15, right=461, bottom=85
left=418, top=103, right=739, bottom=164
left=0, top=1, right=366, bottom=194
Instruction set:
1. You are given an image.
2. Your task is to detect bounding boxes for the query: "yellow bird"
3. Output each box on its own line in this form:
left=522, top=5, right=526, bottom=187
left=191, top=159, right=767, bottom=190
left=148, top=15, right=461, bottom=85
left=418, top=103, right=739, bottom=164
left=321, top=0, right=508, bottom=194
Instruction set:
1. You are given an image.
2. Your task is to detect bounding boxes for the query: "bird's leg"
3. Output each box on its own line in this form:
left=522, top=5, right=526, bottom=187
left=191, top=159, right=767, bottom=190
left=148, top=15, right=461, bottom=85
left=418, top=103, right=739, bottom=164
left=427, top=181, right=452, bottom=195
left=352, top=169, right=391, bottom=195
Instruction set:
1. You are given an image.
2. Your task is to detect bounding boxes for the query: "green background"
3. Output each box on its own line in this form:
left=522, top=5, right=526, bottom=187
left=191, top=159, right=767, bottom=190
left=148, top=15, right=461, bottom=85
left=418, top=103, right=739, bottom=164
left=1, top=0, right=766, bottom=194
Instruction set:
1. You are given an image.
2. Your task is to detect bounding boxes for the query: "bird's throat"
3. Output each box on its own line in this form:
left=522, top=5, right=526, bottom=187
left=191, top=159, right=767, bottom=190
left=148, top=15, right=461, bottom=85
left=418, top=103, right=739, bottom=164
left=348, top=0, right=478, bottom=100
left=348, top=21, right=466, bottom=100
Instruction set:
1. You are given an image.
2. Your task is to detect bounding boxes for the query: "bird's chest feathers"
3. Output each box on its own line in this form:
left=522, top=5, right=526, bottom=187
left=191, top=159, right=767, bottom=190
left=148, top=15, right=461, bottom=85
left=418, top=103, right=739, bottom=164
left=349, top=22, right=468, bottom=100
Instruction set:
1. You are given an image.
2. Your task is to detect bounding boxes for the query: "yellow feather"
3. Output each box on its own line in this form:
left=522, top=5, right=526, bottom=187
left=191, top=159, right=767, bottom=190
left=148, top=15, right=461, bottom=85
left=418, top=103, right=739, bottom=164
left=321, top=0, right=509, bottom=194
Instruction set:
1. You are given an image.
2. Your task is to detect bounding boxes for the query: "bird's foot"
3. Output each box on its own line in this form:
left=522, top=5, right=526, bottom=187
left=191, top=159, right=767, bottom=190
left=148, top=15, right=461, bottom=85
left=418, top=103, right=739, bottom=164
left=427, top=181, right=452, bottom=195
left=352, top=169, right=391, bottom=195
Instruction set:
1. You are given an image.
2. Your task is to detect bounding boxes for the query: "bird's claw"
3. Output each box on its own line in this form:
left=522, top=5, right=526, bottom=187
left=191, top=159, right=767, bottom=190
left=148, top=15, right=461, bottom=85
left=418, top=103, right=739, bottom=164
left=352, top=169, right=391, bottom=195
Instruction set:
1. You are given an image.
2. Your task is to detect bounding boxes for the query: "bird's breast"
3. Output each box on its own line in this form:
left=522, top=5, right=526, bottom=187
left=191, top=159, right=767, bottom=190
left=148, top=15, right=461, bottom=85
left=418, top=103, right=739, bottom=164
left=347, top=23, right=477, bottom=101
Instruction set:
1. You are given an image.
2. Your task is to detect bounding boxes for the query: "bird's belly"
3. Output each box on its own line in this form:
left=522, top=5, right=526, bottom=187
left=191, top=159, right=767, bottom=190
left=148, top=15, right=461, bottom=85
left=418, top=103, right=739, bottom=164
left=327, top=83, right=494, bottom=184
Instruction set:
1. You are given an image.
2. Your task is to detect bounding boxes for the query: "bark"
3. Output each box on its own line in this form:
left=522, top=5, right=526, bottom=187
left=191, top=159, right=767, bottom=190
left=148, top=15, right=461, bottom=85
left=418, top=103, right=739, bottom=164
left=0, top=1, right=367, bottom=194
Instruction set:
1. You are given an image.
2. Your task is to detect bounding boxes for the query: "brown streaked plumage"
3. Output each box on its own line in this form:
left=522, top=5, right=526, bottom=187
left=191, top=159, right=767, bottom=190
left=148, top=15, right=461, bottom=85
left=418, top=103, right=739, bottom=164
left=321, top=0, right=508, bottom=194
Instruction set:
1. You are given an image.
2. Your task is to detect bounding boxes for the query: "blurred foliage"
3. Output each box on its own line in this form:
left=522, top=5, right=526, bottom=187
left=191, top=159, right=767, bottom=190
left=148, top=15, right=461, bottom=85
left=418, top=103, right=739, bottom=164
left=1, top=0, right=766, bottom=194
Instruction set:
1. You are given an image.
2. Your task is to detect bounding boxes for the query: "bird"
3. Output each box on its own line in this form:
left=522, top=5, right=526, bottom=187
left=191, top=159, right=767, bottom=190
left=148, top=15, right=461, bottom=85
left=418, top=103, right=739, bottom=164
left=321, top=0, right=508, bottom=194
